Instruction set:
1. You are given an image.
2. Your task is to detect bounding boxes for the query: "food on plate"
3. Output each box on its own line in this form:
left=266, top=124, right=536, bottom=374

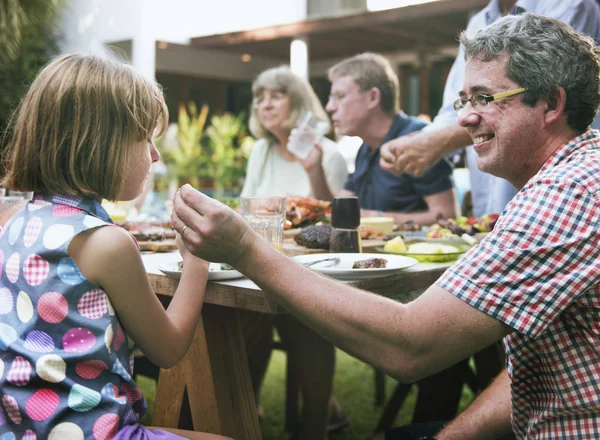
left=359, top=227, right=388, bottom=239
left=383, top=236, right=407, bottom=253
left=130, top=226, right=176, bottom=242
left=352, top=257, right=388, bottom=269
left=406, top=243, right=459, bottom=255
left=293, top=224, right=332, bottom=249
left=360, top=217, right=394, bottom=236
left=427, top=213, right=499, bottom=238
left=286, top=196, right=331, bottom=229
left=119, top=219, right=177, bottom=252
left=397, top=220, right=422, bottom=232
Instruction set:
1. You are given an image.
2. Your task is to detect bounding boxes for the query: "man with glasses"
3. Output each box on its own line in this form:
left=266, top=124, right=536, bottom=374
left=173, top=14, right=600, bottom=439
left=380, top=0, right=600, bottom=219
left=303, top=52, right=458, bottom=226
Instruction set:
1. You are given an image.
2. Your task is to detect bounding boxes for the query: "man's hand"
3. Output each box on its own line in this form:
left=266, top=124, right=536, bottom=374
left=171, top=185, right=259, bottom=266
left=380, top=131, right=441, bottom=176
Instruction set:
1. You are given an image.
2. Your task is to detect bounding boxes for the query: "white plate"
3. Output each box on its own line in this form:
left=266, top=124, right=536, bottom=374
left=158, top=262, right=244, bottom=281
left=293, top=253, right=418, bottom=281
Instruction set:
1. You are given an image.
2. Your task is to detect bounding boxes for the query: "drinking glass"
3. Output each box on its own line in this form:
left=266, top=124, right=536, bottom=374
left=240, top=196, right=286, bottom=250
left=287, top=111, right=329, bottom=160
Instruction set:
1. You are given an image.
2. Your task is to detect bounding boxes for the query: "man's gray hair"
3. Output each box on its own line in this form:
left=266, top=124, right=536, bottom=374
left=460, top=13, right=600, bottom=131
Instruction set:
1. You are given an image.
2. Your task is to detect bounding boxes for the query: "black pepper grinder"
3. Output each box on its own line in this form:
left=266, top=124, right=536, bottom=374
left=330, top=197, right=362, bottom=253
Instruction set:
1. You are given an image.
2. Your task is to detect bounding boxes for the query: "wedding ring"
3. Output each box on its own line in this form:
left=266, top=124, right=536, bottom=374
left=180, top=224, right=188, bottom=235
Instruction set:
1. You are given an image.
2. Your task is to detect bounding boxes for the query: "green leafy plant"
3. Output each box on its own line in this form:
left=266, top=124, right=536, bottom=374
left=158, top=102, right=209, bottom=189
left=205, top=112, right=254, bottom=197
left=157, top=103, right=254, bottom=200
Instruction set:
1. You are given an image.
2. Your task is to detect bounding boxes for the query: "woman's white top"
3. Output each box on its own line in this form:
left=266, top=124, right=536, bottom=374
left=240, top=137, right=348, bottom=197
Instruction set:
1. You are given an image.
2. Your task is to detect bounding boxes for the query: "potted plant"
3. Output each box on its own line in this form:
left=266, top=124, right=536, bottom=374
left=159, top=102, right=210, bottom=189
left=205, top=112, right=254, bottom=199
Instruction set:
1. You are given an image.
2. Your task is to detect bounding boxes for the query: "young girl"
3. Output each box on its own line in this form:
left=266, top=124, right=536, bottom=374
left=0, top=54, right=229, bottom=440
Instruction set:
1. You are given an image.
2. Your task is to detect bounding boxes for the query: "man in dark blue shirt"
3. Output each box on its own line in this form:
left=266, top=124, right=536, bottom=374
left=303, top=52, right=457, bottom=225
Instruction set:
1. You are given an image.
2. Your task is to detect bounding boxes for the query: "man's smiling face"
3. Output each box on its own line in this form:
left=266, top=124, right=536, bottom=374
left=458, top=54, right=547, bottom=182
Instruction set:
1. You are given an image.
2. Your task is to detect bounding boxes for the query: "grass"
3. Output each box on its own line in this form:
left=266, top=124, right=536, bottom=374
left=138, top=348, right=475, bottom=439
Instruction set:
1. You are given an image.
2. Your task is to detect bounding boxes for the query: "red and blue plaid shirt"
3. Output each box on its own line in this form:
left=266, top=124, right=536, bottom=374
left=438, top=130, right=600, bottom=439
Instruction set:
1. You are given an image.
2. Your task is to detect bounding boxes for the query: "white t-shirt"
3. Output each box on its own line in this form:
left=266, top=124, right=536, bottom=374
left=241, top=137, right=348, bottom=197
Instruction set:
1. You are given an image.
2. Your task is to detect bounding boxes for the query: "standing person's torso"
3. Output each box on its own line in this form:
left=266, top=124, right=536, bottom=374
left=0, top=194, right=146, bottom=439
left=434, top=0, right=600, bottom=217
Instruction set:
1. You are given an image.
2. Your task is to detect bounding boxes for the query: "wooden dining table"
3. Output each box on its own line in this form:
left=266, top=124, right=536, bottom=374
left=142, top=240, right=452, bottom=440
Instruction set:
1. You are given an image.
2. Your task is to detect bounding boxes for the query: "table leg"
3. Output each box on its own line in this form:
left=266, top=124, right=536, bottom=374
left=153, top=304, right=262, bottom=439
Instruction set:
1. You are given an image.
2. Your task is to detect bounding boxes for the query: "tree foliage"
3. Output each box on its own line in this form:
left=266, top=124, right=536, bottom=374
left=0, top=0, right=65, bottom=156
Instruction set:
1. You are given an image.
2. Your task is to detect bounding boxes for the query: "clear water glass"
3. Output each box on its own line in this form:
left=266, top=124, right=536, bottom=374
left=240, top=196, right=286, bottom=250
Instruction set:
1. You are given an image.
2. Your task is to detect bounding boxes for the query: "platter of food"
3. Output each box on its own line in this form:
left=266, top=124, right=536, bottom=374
left=158, top=262, right=244, bottom=281
left=119, top=218, right=177, bottom=252
left=293, top=253, right=418, bottom=281
left=378, top=236, right=472, bottom=263
left=425, top=214, right=499, bottom=239
left=285, top=196, right=331, bottom=230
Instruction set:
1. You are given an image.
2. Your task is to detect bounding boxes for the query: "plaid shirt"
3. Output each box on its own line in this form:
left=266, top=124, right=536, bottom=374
left=438, top=130, right=600, bottom=439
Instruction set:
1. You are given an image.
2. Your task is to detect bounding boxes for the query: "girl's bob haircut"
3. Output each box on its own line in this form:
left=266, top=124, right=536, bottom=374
left=2, top=53, right=168, bottom=201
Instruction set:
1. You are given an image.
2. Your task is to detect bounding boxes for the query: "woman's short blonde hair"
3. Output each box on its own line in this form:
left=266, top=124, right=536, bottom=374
left=2, top=53, right=168, bottom=201
left=249, top=66, right=330, bottom=140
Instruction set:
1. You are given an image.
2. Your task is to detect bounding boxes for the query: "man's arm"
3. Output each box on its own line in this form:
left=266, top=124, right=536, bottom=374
left=437, top=369, right=513, bottom=440
left=362, top=188, right=458, bottom=225
left=172, top=186, right=511, bottom=383
left=380, top=124, right=472, bottom=177
left=299, top=142, right=353, bottom=200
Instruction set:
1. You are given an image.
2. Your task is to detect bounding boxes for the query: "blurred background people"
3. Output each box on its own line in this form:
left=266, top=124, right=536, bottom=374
left=241, top=66, right=349, bottom=440
left=303, top=52, right=458, bottom=225
left=380, top=0, right=600, bottom=218
left=241, top=65, right=348, bottom=198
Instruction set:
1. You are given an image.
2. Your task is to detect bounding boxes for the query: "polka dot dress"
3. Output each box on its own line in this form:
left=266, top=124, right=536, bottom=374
left=0, top=194, right=147, bottom=439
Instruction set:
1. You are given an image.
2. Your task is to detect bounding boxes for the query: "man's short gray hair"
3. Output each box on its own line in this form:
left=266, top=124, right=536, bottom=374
left=460, top=13, right=600, bottom=131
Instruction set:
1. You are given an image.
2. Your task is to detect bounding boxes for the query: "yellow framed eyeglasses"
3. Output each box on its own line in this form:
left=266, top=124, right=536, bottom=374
left=453, top=88, right=527, bottom=113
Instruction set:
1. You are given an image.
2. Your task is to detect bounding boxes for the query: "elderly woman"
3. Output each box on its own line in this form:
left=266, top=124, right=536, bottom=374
left=241, top=66, right=348, bottom=197
left=241, top=66, right=349, bottom=440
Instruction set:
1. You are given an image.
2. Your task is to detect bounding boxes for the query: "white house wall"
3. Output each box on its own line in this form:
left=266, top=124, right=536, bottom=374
left=60, top=0, right=307, bottom=79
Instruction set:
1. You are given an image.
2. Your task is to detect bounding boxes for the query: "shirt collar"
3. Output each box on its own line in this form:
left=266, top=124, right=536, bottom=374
left=484, top=0, right=528, bottom=24
left=538, top=130, right=600, bottom=174
left=365, top=111, right=411, bottom=156
left=35, top=193, right=113, bottom=224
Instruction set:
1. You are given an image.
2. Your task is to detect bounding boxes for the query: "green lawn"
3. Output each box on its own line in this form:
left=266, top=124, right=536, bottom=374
left=138, top=348, right=475, bottom=439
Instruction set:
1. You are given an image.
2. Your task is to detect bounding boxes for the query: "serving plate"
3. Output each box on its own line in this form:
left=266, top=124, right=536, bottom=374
left=293, top=253, right=418, bottom=281
left=158, top=262, right=244, bottom=281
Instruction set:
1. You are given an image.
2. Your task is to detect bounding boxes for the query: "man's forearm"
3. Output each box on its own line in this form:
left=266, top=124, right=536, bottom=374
left=431, top=123, right=473, bottom=157
left=376, top=209, right=444, bottom=227
left=233, top=239, right=507, bottom=384
left=307, top=166, right=335, bottom=201
left=437, top=369, right=513, bottom=440
left=233, top=239, right=427, bottom=381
